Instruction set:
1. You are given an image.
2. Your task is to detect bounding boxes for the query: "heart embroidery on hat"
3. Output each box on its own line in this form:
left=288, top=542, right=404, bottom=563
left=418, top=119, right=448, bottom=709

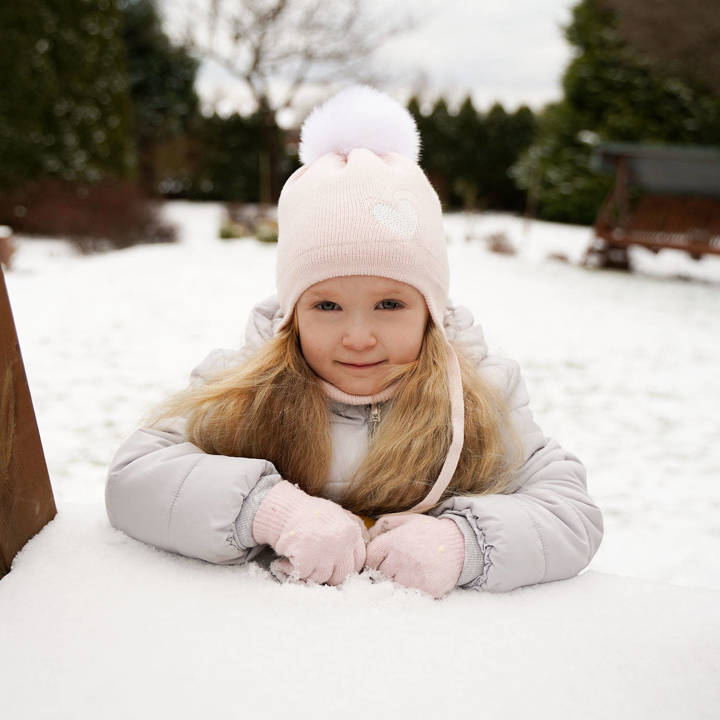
left=371, top=199, right=418, bottom=240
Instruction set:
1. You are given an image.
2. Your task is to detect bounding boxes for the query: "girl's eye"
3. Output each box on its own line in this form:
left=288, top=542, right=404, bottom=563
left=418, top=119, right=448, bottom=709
left=377, top=299, right=404, bottom=310
left=315, top=301, right=341, bottom=311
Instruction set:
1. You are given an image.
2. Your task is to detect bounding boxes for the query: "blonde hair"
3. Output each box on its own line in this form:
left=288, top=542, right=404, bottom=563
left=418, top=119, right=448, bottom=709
left=146, top=315, right=523, bottom=517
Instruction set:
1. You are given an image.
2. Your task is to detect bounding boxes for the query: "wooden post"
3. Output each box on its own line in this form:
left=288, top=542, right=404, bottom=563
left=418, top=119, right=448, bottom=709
left=0, top=265, right=56, bottom=578
left=0, top=225, right=16, bottom=270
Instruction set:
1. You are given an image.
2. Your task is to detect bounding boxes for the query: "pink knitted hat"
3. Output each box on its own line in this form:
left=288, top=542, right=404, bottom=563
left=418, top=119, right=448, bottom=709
left=275, top=85, right=464, bottom=514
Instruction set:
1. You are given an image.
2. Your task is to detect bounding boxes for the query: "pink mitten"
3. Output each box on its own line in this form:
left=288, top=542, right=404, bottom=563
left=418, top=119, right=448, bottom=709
left=365, top=514, right=464, bottom=598
left=252, top=480, right=368, bottom=586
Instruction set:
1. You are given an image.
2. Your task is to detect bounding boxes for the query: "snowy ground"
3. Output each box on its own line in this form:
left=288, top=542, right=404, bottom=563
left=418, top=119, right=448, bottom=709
left=2, top=202, right=720, bottom=718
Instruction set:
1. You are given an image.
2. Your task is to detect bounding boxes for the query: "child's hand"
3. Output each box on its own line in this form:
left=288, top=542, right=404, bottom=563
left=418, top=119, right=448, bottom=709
left=365, top=514, right=464, bottom=598
left=252, top=480, right=367, bottom=586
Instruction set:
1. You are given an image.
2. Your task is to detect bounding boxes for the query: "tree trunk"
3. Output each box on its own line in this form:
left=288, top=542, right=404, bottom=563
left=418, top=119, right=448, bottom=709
left=258, top=99, right=282, bottom=205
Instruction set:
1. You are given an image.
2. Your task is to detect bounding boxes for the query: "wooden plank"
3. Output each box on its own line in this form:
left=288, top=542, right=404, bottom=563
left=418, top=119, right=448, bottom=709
left=598, top=192, right=720, bottom=256
left=602, top=234, right=720, bottom=257
left=0, top=265, right=56, bottom=578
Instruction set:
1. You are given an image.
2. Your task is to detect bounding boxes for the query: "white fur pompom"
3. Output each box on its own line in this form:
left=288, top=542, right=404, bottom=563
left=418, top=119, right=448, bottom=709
left=299, top=85, right=420, bottom=165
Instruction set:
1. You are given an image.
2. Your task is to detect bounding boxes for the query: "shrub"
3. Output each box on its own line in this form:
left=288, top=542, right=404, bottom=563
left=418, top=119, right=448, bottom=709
left=224, top=203, right=278, bottom=243
left=0, top=180, right=176, bottom=252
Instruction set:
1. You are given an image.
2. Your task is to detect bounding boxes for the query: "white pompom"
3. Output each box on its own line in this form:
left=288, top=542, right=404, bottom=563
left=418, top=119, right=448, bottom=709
left=299, top=85, right=420, bottom=165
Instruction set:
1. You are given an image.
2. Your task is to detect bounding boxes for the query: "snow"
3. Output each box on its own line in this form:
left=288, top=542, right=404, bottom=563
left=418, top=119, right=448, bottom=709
left=2, top=506, right=719, bottom=719
left=2, top=201, right=720, bottom=718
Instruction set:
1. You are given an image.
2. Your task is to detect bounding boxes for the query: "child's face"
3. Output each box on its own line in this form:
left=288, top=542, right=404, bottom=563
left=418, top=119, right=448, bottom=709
left=296, top=275, right=429, bottom=396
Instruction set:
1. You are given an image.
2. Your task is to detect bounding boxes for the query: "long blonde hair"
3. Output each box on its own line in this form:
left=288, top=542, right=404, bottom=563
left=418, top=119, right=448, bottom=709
left=146, top=315, right=523, bottom=517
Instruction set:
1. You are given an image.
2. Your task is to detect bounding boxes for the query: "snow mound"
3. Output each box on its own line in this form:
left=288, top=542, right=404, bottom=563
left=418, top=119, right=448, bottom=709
left=1, top=504, right=718, bottom=720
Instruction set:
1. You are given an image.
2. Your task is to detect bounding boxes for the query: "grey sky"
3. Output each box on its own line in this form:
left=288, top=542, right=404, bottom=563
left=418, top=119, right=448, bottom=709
left=376, top=0, right=577, bottom=107
left=190, top=0, right=577, bottom=123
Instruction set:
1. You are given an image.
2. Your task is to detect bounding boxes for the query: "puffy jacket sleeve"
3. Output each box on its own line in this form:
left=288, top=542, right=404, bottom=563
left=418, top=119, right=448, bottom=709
left=431, top=355, right=604, bottom=592
left=105, top=351, right=283, bottom=564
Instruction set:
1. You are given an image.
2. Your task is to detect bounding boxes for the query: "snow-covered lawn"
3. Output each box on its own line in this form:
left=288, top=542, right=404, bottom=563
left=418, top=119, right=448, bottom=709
left=2, top=202, right=719, bottom=718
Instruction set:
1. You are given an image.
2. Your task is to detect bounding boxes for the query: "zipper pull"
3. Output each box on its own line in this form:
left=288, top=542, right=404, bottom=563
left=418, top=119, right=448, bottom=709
left=369, top=403, right=381, bottom=438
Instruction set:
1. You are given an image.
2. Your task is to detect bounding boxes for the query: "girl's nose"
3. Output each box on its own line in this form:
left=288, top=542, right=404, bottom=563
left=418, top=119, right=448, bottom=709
left=342, top=323, right=377, bottom=351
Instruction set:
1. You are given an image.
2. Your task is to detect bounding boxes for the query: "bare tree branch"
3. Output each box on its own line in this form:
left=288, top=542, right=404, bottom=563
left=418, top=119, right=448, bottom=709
left=164, top=0, right=420, bottom=202
left=170, top=0, right=419, bottom=117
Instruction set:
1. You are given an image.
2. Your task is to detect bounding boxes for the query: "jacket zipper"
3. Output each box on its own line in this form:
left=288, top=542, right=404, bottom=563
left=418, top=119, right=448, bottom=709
left=369, top=403, right=381, bottom=439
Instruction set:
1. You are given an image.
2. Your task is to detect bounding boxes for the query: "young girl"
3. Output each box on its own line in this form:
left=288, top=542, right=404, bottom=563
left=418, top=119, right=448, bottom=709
left=106, top=86, right=603, bottom=598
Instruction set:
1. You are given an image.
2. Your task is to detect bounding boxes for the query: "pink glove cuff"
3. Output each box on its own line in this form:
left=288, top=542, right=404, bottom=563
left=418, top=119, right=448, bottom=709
left=420, top=518, right=465, bottom=577
left=252, top=480, right=307, bottom=546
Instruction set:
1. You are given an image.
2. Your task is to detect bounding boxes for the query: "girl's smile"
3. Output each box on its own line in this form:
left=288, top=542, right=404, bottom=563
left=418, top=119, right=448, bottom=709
left=337, top=361, right=386, bottom=368
left=296, top=275, right=429, bottom=396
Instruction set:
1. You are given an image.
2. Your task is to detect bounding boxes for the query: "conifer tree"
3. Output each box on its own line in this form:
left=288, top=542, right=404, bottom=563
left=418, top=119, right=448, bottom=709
left=452, top=96, right=486, bottom=210
left=0, top=0, right=135, bottom=188
left=514, top=0, right=720, bottom=224
left=119, top=0, right=199, bottom=194
left=409, top=95, right=535, bottom=212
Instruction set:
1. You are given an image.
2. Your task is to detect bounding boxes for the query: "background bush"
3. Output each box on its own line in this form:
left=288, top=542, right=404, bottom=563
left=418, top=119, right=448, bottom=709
left=0, top=179, right=175, bottom=252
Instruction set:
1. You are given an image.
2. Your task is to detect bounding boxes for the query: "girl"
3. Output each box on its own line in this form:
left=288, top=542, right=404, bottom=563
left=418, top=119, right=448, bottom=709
left=106, top=86, right=603, bottom=598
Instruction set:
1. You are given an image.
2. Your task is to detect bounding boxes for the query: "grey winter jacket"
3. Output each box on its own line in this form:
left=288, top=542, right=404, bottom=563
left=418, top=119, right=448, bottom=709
left=106, top=297, right=603, bottom=592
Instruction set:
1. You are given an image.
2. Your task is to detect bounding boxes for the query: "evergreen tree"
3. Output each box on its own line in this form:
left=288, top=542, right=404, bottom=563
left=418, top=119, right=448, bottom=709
left=182, top=111, right=288, bottom=203
left=0, top=0, right=135, bottom=188
left=514, top=100, right=612, bottom=224
left=483, top=104, right=516, bottom=208
left=118, top=0, right=199, bottom=194
left=503, top=106, right=537, bottom=210
left=514, top=0, right=720, bottom=225
left=451, top=95, right=487, bottom=210
left=424, top=98, right=455, bottom=205
left=410, top=95, right=536, bottom=212
left=601, top=0, right=720, bottom=96
left=563, top=0, right=720, bottom=144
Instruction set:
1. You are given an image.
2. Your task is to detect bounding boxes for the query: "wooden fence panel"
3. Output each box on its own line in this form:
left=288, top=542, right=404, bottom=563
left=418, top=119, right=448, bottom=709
left=0, top=265, right=56, bottom=578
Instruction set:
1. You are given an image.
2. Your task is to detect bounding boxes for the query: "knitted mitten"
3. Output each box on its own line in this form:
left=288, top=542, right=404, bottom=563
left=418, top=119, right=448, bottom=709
left=365, top=514, right=464, bottom=598
left=252, top=480, right=368, bottom=586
